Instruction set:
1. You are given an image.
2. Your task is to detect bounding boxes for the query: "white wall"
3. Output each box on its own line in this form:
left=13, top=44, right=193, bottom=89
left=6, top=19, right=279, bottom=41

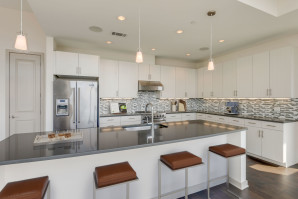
left=155, top=57, right=197, bottom=68
left=0, top=7, right=46, bottom=141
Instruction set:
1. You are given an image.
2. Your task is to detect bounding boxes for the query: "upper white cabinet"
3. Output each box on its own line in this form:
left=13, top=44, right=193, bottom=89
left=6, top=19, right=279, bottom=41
left=138, top=64, right=160, bottom=81
left=212, top=63, right=223, bottom=98
left=99, top=59, right=119, bottom=98
left=175, top=67, right=197, bottom=98
left=237, top=56, right=253, bottom=98
left=222, top=60, right=237, bottom=98
left=197, top=68, right=204, bottom=98
left=118, top=61, right=138, bottom=98
left=203, top=67, right=213, bottom=98
left=175, top=67, right=186, bottom=98
left=55, top=51, right=99, bottom=77
left=252, top=51, right=270, bottom=98
left=160, top=66, right=176, bottom=98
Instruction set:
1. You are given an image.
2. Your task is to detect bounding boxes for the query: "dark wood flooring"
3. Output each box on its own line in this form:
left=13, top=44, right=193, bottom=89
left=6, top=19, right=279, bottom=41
left=179, top=157, right=298, bottom=199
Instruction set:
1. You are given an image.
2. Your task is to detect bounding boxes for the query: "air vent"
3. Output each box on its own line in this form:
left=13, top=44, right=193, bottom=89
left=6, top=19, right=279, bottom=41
left=200, top=47, right=209, bottom=51
left=112, top=32, right=127, bottom=37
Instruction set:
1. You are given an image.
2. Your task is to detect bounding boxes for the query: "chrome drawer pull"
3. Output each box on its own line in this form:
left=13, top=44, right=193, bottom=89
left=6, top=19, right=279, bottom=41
left=219, top=118, right=224, bottom=120
left=267, top=125, right=276, bottom=128
left=248, top=122, right=256, bottom=124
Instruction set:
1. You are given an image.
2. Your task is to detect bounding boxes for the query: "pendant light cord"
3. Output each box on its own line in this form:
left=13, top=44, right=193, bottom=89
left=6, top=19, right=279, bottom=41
left=210, top=22, right=213, bottom=60
left=138, top=8, right=141, bottom=51
left=21, top=0, right=23, bottom=35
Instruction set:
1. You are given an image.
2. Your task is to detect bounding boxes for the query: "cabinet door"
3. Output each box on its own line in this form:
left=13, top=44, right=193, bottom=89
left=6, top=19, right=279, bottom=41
left=197, top=68, right=204, bottom=98
left=160, top=66, right=175, bottom=98
left=262, top=129, right=283, bottom=163
left=270, top=47, right=294, bottom=98
left=253, top=51, right=270, bottom=98
left=55, top=51, right=78, bottom=76
left=99, top=59, right=119, bottom=98
left=79, top=54, right=99, bottom=77
left=222, top=60, right=237, bottom=98
left=150, top=65, right=161, bottom=81
left=138, top=63, right=150, bottom=81
left=203, top=67, right=213, bottom=98
left=212, top=63, right=223, bottom=97
left=185, top=68, right=197, bottom=98
left=175, top=67, right=186, bottom=98
left=118, top=61, right=138, bottom=98
left=246, top=126, right=262, bottom=156
left=237, top=56, right=253, bottom=98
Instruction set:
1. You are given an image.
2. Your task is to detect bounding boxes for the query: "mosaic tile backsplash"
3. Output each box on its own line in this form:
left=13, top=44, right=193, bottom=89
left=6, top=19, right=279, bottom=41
left=99, top=92, right=298, bottom=120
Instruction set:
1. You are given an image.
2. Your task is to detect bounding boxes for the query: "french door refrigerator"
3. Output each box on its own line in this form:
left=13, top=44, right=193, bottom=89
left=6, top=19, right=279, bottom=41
left=53, top=78, right=98, bottom=131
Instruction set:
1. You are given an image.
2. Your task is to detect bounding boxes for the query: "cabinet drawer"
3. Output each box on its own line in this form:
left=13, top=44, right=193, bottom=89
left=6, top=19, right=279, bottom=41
left=245, top=119, right=262, bottom=128
left=229, top=118, right=245, bottom=126
left=196, top=113, right=206, bottom=120
left=120, top=116, right=141, bottom=123
left=100, top=122, right=121, bottom=127
left=121, top=121, right=141, bottom=126
left=181, top=113, right=196, bottom=120
left=205, top=114, right=217, bottom=121
left=215, top=116, right=230, bottom=123
left=166, top=114, right=181, bottom=122
left=261, top=121, right=283, bottom=131
left=100, top=117, right=121, bottom=124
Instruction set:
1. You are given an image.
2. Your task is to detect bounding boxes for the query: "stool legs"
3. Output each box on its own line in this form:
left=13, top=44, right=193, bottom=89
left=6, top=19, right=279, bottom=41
left=126, top=183, right=130, bottom=199
left=185, top=168, right=188, bottom=199
left=158, top=160, right=161, bottom=199
left=207, top=151, right=211, bottom=199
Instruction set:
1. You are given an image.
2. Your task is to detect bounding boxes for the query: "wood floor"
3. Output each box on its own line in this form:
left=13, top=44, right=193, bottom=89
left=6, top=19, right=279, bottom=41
left=179, top=157, right=298, bottom=199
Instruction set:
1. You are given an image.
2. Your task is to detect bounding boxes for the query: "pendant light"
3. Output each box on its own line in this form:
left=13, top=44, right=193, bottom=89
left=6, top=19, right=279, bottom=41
left=136, top=8, right=143, bottom=63
left=207, top=11, right=216, bottom=71
left=15, top=0, right=28, bottom=51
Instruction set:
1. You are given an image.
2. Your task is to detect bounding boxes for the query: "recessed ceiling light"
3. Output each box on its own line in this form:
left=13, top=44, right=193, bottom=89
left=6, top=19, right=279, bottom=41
left=186, top=53, right=191, bottom=56
left=219, top=40, right=225, bottom=43
left=117, top=16, right=126, bottom=21
left=176, top=30, right=184, bottom=34
left=106, top=41, right=112, bottom=44
left=89, top=26, right=103, bottom=33
left=152, top=48, right=156, bottom=51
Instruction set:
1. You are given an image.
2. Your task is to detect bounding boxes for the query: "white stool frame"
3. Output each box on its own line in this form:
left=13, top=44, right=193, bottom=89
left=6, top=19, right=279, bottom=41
left=93, top=172, right=138, bottom=199
left=207, top=151, right=246, bottom=199
left=43, top=182, right=50, bottom=199
left=158, top=159, right=204, bottom=199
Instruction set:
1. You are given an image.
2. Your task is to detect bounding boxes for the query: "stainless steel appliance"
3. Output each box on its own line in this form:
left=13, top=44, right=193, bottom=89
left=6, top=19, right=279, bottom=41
left=53, top=78, right=98, bottom=131
left=136, top=111, right=166, bottom=124
left=225, top=102, right=239, bottom=115
left=138, top=80, right=164, bottom=91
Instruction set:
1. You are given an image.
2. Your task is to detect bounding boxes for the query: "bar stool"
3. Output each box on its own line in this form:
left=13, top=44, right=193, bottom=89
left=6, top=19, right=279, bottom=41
left=93, top=161, right=138, bottom=199
left=207, top=144, right=246, bottom=199
left=158, top=151, right=203, bottom=199
left=0, top=176, right=50, bottom=199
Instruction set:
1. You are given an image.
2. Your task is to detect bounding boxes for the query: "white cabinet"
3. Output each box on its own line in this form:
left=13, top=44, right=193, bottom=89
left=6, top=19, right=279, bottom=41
left=118, top=61, right=138, bottom=98
left=120, top=116, right=141, bottom=126
left=197, top=68, right=204, bottom=98
left=212, top=63, right=223, bottom=98
left=237, top=56, right=253, bottom=98
left=166, top=114, right=182, bottom=122
left=203, top=67, right=213, bottom=98
left=181, top=113, right=196, bottom=121
left=55, top=51, right=99, bottom=77
left=185, top=68, right=197, bottom=98
left=262, top=129, right=283, bottom=163
left=175, top=67, right=197, bottom=98
left=246, top=126, right=262, bottom=156
left=100, top=59, right=119, bottom=98
left=252, top=51, right=270, bottom=98
left=222, top=60, right=237, bottom=98
left=175, top=67, right=186, bottom=98
left=100, top=117, right=121, bottom=127
left=138, top=64, right=161, bottom=81
left=160, top=66, right=176, bottom=98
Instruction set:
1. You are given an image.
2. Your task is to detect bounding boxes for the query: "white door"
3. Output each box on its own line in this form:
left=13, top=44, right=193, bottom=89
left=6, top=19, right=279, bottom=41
left=138, top=63, right=150, bottom=81
left=185, top=68, right=197, bottom=98
left=175, top=67, right=186, bottom=98
left=270, top=47, right=294, bottom=98
left=79, top=54, right=99, bottom=77
left=237, top=56, right=253, bottom=98
left=160, top=66, right=175, bottom=98
left=55, top=51, right=78, bottom=76
left=246, top=126, right=262, bottom=156
left=222, top=60, right=237, bottom=98
left=99, top=59, right=119, bottom=98
left=9, top=53, right=41, bottom=135
left=212, top=63, right=223, bottom=97
left=149, top=65, right=161, bottom=81
left=197, top=68, right=204, bottom=98
left=252, top=51, right=270, bottom=98
left=118, top=61, right=138, bottom=98
left=262, top=129, right=284, bottom=163
left=203, top=67, right=213, bottom=98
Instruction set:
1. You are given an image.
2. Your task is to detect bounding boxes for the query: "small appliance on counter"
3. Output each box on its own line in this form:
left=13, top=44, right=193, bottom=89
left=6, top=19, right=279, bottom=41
left=178, top=100, right=186, bottom=112
left=119, top=103, right=127, bottom=113
left=225, top=102, right=239, bottom=115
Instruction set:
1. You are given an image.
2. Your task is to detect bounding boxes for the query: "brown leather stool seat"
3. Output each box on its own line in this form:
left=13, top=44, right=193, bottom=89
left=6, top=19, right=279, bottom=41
left=160, top=151, right=203, bottom=170
left=209, top=144, right=246, bottom=158
left=94, top=161, right=137, bottom=188
left=0, top=176, right=49, bottom=199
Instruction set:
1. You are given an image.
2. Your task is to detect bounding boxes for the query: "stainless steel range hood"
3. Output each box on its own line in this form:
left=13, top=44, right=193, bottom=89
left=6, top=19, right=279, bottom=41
left=138, top=80, right=164, bottom=91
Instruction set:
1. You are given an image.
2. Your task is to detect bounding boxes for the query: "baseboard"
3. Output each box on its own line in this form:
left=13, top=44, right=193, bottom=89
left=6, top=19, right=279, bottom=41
left=229, top=177, right=249, bottom=190
left=247, top=153, right=286, bottom=167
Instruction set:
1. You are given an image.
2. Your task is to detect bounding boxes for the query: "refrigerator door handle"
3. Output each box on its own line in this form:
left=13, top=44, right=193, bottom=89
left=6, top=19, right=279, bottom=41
left=73, top=88, right=76, bottom=124
left=78, top=87, right=81, bottom=123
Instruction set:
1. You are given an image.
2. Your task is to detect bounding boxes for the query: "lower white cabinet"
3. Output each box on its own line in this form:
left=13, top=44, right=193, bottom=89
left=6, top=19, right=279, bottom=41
left=181, top=113, right=196, bottom=121
left=120, top=116, right=141, bottom=126
left=100, top=116, right=141, bottom=127
left=261, top=129, right=283, bottom=163
left=246, top=126, right=262, bottom=156
left=100, top=117, right=121, bottom=127
left=166, top=114, right=182, bottom=122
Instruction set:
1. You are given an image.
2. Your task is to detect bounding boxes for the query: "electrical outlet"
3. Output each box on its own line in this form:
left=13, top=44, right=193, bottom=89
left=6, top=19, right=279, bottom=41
left=274, top=107, right=281, bottom=113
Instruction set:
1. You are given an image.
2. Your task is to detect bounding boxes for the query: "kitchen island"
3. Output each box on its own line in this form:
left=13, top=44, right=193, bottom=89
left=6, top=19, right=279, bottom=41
left=0, top=120, right=247, bottom=199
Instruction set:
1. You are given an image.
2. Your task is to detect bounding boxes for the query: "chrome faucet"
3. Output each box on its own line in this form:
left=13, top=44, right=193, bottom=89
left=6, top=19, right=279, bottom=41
left=145, top=103, right=155, bottom=137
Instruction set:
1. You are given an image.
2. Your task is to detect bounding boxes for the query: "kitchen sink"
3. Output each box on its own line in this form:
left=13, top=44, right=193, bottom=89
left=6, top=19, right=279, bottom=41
left=124, top=124, right=168, bottom=131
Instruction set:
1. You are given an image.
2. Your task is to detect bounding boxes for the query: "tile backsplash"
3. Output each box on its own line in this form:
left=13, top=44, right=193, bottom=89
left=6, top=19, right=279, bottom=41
left=99, top=92, right=298, bottom=120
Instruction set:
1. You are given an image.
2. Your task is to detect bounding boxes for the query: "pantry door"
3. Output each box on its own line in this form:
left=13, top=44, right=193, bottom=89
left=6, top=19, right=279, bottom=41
left=9, top=53, right=41, bottom=135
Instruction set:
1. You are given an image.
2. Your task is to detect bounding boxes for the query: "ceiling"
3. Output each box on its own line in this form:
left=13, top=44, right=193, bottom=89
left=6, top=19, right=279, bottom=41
left=2, top=0, right=298, bottom=62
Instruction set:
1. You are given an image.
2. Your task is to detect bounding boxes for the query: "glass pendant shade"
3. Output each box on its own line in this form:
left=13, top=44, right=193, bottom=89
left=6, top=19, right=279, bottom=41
left=208, top=59, right=214, bottom=71
left=136, top=50, right=143, bottom=63
left=15, top=33, right=27, bottom=51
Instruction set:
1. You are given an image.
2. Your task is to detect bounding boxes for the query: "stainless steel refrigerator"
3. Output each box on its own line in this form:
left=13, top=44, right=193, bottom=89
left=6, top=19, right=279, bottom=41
left=53, top=78, right=98, bottom=131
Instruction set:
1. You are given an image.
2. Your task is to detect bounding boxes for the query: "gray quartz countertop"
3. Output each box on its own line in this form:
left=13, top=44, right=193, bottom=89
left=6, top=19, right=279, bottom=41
left=100, top=111, right=296, bottom=123
left=0, top=120, right=245, bottom=166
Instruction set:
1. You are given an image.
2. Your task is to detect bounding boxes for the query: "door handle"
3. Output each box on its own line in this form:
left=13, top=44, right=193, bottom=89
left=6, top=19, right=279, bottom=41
left=78, top=88, right=81, bottom=123
left=73, top=88, right=76, bottom=124
left=258, top=130, right=260, bottom=137
left=11, top=115, right=16, bottom=119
